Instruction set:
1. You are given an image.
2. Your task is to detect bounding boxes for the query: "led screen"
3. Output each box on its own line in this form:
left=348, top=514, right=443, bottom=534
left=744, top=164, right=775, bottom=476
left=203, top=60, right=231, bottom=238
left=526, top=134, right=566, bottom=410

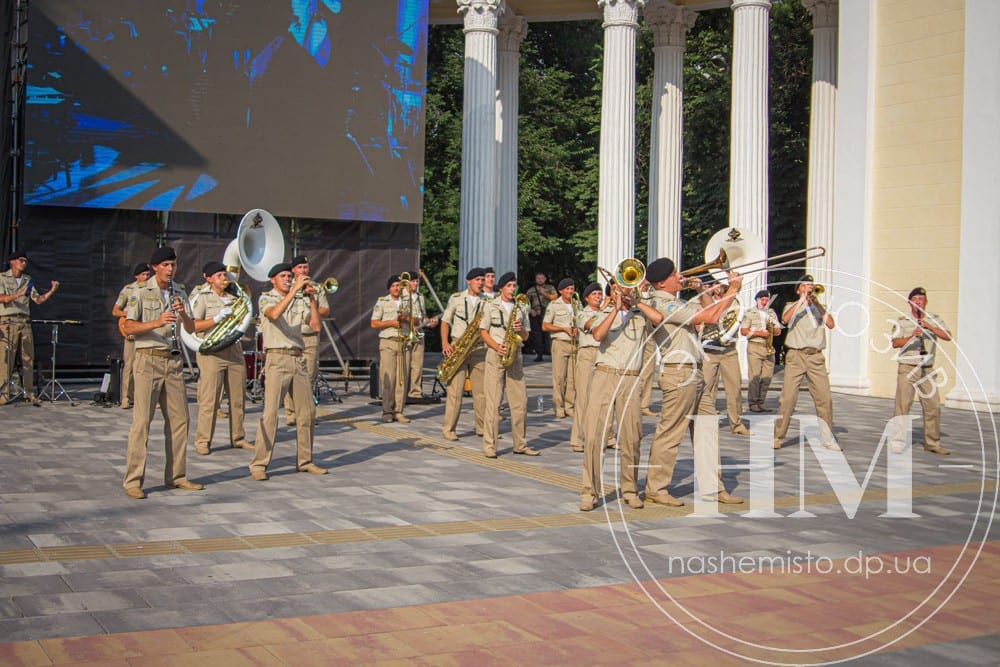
left=25, top=0, right=428, bottom=223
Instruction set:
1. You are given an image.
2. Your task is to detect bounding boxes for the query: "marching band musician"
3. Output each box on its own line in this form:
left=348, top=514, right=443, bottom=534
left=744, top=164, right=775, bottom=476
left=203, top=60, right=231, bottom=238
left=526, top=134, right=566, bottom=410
left=190, top=261, right=251, bottom=455
left=439, top=268, right=488, bottom=440
left=250, top=262, right=326, bottom=480
left=479, top=272, right=538, bottom=458
left=542, top=278, right=577, bottom=419
left=740, top=290, right=781, bottom=412
left=700, top=284, right=751, bottom=436
left=580, top=281, right=647, bottom=511
left=637, top=337, right=660, bottom=418
left=0, top=249, right=59, bottom=406
left=481, top=267, right=497, bottom=301
left=406, top=272, right=439, bottom=400
left=569, top=282, right=603, bottom=453
left=636, top=258, right=745, bottom=506
left=889, top=287, right=951, bottom=455
left=121, top=247, right=202, bottom=499
left=371, top=275, right=411, bottom=424
left=111, top=262, right=151, bottom=409
left=285, top=255, right=330, bottom=426
left=773, top=274, right=839, bottom=451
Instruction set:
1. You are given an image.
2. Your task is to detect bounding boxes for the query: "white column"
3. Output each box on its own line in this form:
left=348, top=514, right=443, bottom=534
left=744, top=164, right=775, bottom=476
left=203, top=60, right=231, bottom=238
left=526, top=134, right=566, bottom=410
left=496, top=14, right=527, bottom=276
left=645, top=1, right=697, bottom=264
left=457, top=0, right=503, bottom=287
left=597, top=0, right=644, bottom=277
left=946, top=0, right=1000, bottom=413
left=828, top=0, right=874, bottom=395
left=728, top=0, right=770, bottom=298
left=803, top=0, right=837, bottom=284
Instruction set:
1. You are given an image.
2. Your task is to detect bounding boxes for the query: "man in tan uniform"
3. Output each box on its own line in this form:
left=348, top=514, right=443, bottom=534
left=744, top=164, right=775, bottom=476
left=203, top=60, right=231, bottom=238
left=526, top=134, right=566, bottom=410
left=636, top=258, right=745, bottom=506
left=285, top=255, right=330, bottom=425
left=250, top=262, right=325, bottom=480
left=482, top=267, right=497, bottom=301
left=190, top=261, right=251, bottom=455
left=741, top=290, right=781, bottom=412
left=407, top=272, right=439, bottom=400
left=440, top=268, right=487, bottom=440
left=525, top=272, right=556, bottom=361
left=773, top=274, right=838, bottom=450
left=542, top=278, right=577, bottom=418
left=111, top=263, right=151, bottom=409
left=890, top=287, right=951, bottom=455
left=371, top=274, right=411, bottom=423
left=569, top=283, right=603, bottom=453
left=121, top=247, right=203, bottom=499
left=0, top=249, right=59, bottom=405
left=700, top=285, right=750, bottom=435
left=580, top=283, right=647, bottom=511
left=480, top=272, right=537, bottom=458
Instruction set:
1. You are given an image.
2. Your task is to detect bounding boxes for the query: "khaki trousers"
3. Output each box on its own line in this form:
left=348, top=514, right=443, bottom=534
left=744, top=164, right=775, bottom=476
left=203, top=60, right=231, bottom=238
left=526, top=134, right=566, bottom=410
left=647, top=364, right=724, bottom=497
left=746, top=341, right=774, bottom=409
left=893, top=364, right=942, bottom=448
left=482, top=348, right=527, bottom=454
left=378, top=339, right=409, bottom=418
left=285, top=333, right=319, bottom=422
left=774, top=348, right=834, bottom=443
left=195, top=345, right=248, bottom=451
left=583, top=370, right=641, bottom=500
left=639, top=338, right=657, bottom=411
left=0, top=319, right=35, bottom=395
left=442, top=345, right=486, bottom=437
left=550, top=338, right=576, bottom=415
left=251, top=351, right=315, bottom=473
left=408, top=339, right=426, bottom=399
left=123, top=352, right=189, bottom=489
left=569, top=347, right=598, bottom=449
left=701, top=348, right=744, bottom=431
left=121, top=337, right=136, bottom=405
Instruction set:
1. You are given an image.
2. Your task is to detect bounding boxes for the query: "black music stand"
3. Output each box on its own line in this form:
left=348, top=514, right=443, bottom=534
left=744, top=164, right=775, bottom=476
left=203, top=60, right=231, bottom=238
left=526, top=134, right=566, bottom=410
left=36, top=319, right=81, bottom=405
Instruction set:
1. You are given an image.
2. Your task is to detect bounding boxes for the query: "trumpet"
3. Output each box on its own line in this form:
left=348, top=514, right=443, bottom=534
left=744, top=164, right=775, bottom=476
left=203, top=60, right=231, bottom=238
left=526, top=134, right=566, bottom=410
left=310, top=277, right=339, bottom=294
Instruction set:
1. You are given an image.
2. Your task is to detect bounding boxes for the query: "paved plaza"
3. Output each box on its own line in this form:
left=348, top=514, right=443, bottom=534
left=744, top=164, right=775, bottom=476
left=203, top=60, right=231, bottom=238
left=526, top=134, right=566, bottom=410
left=0, top=356, right=996, bottom=665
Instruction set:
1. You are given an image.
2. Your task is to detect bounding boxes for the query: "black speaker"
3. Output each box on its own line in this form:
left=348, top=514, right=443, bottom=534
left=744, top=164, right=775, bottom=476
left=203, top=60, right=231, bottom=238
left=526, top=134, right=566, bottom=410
left=369, top=362, right=379, bottom=399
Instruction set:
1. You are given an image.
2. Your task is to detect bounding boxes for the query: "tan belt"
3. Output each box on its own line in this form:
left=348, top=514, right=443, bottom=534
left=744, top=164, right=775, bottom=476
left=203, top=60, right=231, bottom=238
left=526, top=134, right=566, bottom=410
left=793, top=347, right=823, bottom=355
left=748, top=339, right=768, bottom=345
left=661, top=362, right=701, bottom=369
left=136, top=348, right=173, bottom=358
left=594, top=364, right=639, bottom=377
left=267, top=348, right=303, bottom=357
left=302, top=332, right=318, bottom=337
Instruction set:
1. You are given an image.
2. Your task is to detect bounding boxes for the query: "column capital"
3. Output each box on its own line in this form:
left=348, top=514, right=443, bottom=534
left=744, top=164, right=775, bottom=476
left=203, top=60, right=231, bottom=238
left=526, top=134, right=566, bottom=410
left=497, top=13, right=528, bottom=53
left=644, top=1, right=698, bottom=49
left=802, top=0, right=838, bottom=30
left=599, top=0, right=645, bottom=29
left=731, top=0, right=772, bottom=10
left=458, top=0, right=504, bottom=34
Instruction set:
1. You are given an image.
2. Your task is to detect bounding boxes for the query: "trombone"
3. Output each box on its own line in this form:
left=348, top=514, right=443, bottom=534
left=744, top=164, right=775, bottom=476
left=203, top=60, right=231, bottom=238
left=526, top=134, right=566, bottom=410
left=597, top=258, right=646, bottom=298
left=681, top=246, right=827, bottom=288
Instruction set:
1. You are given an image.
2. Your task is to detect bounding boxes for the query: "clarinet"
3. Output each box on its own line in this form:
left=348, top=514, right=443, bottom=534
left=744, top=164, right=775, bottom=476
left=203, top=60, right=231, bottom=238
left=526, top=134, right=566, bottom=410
left=167, top=278, right=181, bottom=356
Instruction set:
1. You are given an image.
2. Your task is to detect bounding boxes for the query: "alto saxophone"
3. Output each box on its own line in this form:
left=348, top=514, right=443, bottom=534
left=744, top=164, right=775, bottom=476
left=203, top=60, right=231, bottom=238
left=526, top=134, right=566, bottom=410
left=500, top=295, right=530, bottom=368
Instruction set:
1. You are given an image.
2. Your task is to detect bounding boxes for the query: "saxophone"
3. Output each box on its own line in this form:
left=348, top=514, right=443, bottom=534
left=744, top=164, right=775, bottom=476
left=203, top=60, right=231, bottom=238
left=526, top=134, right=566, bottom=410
left=436, top=303, right=484, bottom=384
left=500, top=295, right=530, bottom=368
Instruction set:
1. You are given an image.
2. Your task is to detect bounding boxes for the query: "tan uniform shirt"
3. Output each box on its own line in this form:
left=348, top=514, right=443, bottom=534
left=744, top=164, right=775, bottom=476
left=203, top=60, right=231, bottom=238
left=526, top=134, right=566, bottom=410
left=300, top=290, right=329, bottom=334
left=648, top=289, right=703, bottom=364
left=741, top=307, right=780, bottom=340
left=576, top=305, right=601, bottom=349
left=259, top=289, right=309, bottom=350
left=543, top=299, right=576, bottom=341
left=372, top=295, right=404, bottom=340
left=594, top=306, right=646, bottom=372
left=115, top=280, right=143, bottom=311
left=893, top=313, right=948, bottom=367
left=191, top=288, right=235, bottom=321
left=126, top=281, right=191, bottom=351
left=441, top=289, right=485, bottom=342
left=0, top=270, right=39, bottom=317
left=480, top=299, right=530, bottom=345
left=783, top=302, right=827, bottom=350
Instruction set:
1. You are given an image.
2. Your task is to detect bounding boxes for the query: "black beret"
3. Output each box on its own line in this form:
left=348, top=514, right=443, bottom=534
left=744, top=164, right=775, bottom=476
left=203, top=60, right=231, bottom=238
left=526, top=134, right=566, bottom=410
left=557, top=278, right=575, bottom=291
left=497, top=271, right=516, bottom=288
left=797, top=274, right=815, bottom=285
left=132, top=263, right=150, bottom=276
left=754, top=290, right=770, bottom=300
left=386, top=274, right=401, bottom=289
left=908, top=287, right=927, bottom=300
left=268, top=262, right=292, bottom=278
left=582, top=282, right=602, bottom=299
left=646, top=258, right=676, bottom=284
left=7, top=248, right=27, bottom=262
left=290, top=255, right=309, bottom=268
left=150, top=246, right=177, bottom=265
left=483, top=266, right=495, bottom=274
left=203, top=261, right=227, bottom=277
left=466, top=267, right=485, bottom=281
